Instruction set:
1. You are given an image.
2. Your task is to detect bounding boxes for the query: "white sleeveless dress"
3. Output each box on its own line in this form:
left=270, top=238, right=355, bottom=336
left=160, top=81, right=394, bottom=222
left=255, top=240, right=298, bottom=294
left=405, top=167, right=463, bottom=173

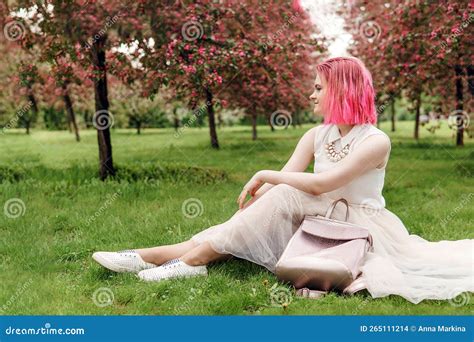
left=191, top=123, right=474, bottom=304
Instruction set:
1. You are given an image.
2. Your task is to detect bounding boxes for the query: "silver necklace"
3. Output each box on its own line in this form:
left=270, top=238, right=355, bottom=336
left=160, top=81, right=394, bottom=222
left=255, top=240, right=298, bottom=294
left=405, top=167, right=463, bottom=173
left=325, top=141, right=350, bottom=162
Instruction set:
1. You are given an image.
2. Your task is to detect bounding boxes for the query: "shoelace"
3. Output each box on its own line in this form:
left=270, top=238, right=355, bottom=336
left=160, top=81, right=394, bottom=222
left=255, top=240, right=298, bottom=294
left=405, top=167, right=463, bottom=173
left=143, top=259, right=182, bottom=279
left=161, top=258, right=181, bottom=268
left=117, top=250, right=139, bottom=259
left=118, top=249, right=136, bottom=253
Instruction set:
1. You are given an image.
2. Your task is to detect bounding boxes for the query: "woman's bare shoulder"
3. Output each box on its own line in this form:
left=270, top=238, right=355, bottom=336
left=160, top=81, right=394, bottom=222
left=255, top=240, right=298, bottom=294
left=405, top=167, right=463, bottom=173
left=304, top=123, right=328, bottom=138
left=301, top=124, right=329, bottom=154
left=368, top=125, right=391, bottom=141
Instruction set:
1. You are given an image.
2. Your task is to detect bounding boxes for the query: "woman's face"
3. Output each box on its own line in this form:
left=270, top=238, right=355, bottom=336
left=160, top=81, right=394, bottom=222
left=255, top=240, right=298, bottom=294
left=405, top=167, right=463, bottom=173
left=309, top=73, right=324, bottom=117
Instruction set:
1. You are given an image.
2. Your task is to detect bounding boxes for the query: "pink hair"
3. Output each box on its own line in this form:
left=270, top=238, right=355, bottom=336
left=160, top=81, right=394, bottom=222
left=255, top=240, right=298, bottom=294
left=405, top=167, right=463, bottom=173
left=315, top=57, right=377, bottom=125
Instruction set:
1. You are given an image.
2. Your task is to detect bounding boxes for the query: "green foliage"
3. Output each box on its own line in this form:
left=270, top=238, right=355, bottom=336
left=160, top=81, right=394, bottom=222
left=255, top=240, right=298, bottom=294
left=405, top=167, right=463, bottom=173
left=0, top=165, right=25, bottom=183
left=42, top=106, right=67, bottom=130
left=114, top=163, right=228, bottom=184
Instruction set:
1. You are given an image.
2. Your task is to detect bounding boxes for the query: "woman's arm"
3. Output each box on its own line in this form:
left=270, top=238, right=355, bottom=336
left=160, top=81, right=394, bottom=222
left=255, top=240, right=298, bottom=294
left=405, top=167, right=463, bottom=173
left=254, top=134, right=391, bottom=196
left=240, top=126, right=318, bottom=208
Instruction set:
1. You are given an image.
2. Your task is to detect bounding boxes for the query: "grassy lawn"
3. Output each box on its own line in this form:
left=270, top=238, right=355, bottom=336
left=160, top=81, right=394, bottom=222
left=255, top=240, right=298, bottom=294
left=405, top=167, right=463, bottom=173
left=0, top=120, right=473, bottom=315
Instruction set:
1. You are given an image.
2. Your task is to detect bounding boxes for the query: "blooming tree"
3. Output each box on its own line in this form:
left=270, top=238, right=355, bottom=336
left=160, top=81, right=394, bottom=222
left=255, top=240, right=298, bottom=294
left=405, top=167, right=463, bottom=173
left=345, top=0, right=473, bottom=145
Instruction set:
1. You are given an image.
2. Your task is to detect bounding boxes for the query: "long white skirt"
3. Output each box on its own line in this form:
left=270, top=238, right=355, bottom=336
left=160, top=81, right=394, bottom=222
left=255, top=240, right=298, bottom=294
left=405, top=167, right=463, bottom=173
left=191, top=184, right=474, bottom=304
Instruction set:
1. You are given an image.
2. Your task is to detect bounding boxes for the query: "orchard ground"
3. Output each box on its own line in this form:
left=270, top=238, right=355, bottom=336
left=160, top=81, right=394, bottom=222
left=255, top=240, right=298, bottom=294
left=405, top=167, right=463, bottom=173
left=0, top=120, right=473, bottom=315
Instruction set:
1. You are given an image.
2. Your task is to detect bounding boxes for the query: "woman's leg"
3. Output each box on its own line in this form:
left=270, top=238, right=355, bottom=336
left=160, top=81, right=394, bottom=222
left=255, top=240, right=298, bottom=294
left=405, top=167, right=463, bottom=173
left=178, top=205, right=257, bottom=266
left=136, top=240, right=198, bottom=265
left=134, top=206, right=249, bottom=266
left=180, top=241, right=232, bottom=266
left=136, top=208, right=252, bottom=267
left=137, top=188, right=295, bottom=268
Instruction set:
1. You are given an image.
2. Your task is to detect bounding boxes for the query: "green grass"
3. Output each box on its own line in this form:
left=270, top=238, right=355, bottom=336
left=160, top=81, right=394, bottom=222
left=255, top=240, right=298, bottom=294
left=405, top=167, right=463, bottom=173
left=0, top=120, right=473, bottom=315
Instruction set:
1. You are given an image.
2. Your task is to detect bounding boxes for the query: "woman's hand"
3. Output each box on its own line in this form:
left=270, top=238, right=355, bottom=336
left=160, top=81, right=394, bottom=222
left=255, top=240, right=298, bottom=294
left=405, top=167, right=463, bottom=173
left=237, top=171, right=264, bottom=209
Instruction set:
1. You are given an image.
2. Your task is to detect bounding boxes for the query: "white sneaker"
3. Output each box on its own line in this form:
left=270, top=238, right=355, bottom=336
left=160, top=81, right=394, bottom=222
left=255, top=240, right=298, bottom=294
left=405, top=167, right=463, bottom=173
left=137, top=258, right=208, bottom=282
left=92, top=250, right=156, bottom=273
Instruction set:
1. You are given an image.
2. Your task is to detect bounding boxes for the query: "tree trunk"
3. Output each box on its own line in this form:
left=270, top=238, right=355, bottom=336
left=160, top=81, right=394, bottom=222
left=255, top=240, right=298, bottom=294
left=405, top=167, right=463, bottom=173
left=173, top=107, right=180, bottom=132
left=26, top=84, right=38, bottom=135
left=294, top=109, right=302, bottom=128
left=414, top=93, right=421, bottom=140
left=66, top=112, right=72, bottom=133
left=137, top=122, right=141, bottom=135
left=454, top=64, right=464, bottom=146
left=467, top=64, right=473, bottom=96
left=251, top=112, right=257, bottom=140
left=217, top=110, right=223, bottom=129
left=267, top=115, right=275, bottom=132
left=390, top=94, right=396, bottom=132
left=205, top=87, right=219, bottom=149
left=62, top=85, right=80, bottom=142
left=92, top=36, right=115, bottom=180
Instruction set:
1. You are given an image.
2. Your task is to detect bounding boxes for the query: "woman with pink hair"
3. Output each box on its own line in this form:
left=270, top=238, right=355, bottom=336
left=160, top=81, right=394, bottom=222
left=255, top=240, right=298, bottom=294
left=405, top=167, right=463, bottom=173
left=92, top=56, right=473, bottom=304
